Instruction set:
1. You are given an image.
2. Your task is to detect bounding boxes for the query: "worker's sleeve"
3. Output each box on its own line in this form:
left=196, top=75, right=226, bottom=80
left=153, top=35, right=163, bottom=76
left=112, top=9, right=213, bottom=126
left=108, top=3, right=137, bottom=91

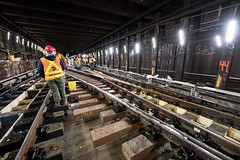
left=37, top=60, right=44, bottom=78
left=60, top=59, right=66, bottom=70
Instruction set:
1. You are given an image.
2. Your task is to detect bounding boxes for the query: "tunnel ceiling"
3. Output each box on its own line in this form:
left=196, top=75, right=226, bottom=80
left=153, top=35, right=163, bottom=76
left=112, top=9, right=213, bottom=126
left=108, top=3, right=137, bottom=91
left=0, top=0, right=184, bottom=54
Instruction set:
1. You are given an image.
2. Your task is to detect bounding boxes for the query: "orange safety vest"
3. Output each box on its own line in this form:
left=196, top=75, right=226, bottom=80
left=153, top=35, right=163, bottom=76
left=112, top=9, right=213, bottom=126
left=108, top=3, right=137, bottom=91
left=93, top=58, right=96, bottom=62
left=40, top=57, right=64, bottom=81
left=57, top=54, right=61, bottom=59
left=89, top=58, right=93, bottom=63
left=76, top=57, right=80, bottom=62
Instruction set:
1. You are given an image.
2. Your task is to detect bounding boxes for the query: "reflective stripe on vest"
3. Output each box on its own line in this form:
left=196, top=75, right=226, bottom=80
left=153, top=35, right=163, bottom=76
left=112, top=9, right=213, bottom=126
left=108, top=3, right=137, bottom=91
left=40, top=57, right=64, bottom=81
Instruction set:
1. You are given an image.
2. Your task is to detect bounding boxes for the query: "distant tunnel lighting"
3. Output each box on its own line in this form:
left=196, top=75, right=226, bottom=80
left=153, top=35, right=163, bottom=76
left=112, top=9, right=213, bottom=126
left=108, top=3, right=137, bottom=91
left=215, top=35, right=222, bottom=47
left=7, top=32, right=10, bottom=40
left=152, top=37, right=156, bottom=49
left=225, top=20, right=237, bottom=43
left=124, top=45, right=127, bottom=53
left=135, top=43, right=140, bottom=54
left=116, top=47, right=118, bottom=54
left=131, top=50, right=134, bottom=55
left=31, top=43, right=33, bottom=48
left=179, top=29, right=185, bottom=46
left=16, top=36, right=19, bottom=43
left=109, top=47, right=113, bottom=54
left=27, top=41, right=29, bottom=47
left=105, top=50, right=108, bottom=55
left=22, top=39, right=24, bottom=45
left=34, top=44, right=37, bottom=49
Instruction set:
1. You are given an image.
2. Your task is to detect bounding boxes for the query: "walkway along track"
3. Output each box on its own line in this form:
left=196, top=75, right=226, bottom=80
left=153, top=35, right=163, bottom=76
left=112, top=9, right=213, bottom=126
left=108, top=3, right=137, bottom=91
left=67, top=69, right=240, bottom=159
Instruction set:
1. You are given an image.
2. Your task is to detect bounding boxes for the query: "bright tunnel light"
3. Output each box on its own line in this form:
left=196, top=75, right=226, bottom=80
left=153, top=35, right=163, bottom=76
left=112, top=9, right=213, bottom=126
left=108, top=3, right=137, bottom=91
left=109, top=47, right=113, bottom=54
left=215, top=35, right=222, bottom=47
left=225, top=20, right=237, bottom=43
left=124, top=45, right=127, bottom=53
left=135, top=43, right=140, bottom=54
left=116, top=47, right=118, bottom=54
left=152, top=37, right=156, bottom=49
left=7, top=32, right=10, bottom=40
left=179, top=29, right=185, bottom=46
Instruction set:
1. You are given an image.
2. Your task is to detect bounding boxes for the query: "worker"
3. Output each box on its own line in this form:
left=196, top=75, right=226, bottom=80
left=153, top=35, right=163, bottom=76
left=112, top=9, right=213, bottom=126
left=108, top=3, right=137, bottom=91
left=93, top=56, right=97, bottom=68
left=38, top=45, right=67, bottom=107
left=76, top=56, right=81, bottom=68
left=70, top=57, right=74, bottom=66
left=89, top=56, right=94, bottom=69
left=67, top=58, right=70, bottom=66
left=56, top=52, right=68, bottom=70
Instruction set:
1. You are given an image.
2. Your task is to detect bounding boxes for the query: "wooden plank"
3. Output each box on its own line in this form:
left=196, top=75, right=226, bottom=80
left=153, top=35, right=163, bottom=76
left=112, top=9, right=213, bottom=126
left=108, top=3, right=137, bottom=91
left=227, top=128, right=240, bottom=144
left=73, top=103, right=106, bottom=120
left=90, top=120, right=142, bottom=148
left=174, top=107, right=187, bottom=115
left=193, top=115, right=214, bottom=128
left=122, top=135, right=166, bottom=160
left=12, top=104, right=28, bottom=111
left=100, top=110, right=127, bottom=123
left=78, top=93, right=93, bottom=101
left=79, top=98, right=101, bottom=108
left=19, top=99, right=33, bottom=105
left=71, top=88, right=85, bottom=92
left=70, top=90, right=88, bottom=98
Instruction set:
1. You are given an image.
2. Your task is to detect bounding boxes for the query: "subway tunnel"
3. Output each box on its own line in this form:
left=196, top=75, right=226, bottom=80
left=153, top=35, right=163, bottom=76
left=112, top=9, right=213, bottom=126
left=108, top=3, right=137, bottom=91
left=0, top=0, right=240, bottom=160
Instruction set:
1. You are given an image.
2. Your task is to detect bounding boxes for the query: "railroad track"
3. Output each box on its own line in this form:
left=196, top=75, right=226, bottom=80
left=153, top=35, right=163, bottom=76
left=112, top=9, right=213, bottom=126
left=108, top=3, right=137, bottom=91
left=97, top=66, right=240, bottom=106
left=0, top=68, right=239, bottom=159
left=0, top=69, right=39, bottom=111
left=66, top=69, right=240, bottom=159
left=0, top=75, right=68, bottom=159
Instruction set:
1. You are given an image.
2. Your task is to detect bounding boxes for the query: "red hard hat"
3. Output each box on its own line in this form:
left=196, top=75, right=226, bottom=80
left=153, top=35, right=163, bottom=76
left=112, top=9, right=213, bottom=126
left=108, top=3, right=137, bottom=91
left=45, top=45, right=56, bottom=52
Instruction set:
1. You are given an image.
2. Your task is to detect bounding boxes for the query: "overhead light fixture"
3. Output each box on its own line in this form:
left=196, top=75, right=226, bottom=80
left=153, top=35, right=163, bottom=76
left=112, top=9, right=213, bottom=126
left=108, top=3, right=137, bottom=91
left=179, top=29, right=185, bottom=46
left=124, top=45, right=127, bottom=53
left=135, top=43, right=140, bottom=54
left=116, top=47, right=118, bottom=54
left=225, top=20, right=237, bottom=43
left=27, top=41, right=29, bottom=47
left=16, top=36, right=19, bottom=43
left=109, top=47, right=113, bottom=55
left=215, top=35, right=222, bottom=47
left=31, top=43, right=33, bottom=48
left=22, top=39, right=24, bottom=45
left=131, top=50, right=134, bottom=55
left=152, top=37, right=156, bottom=49
left=7, top=32, right=10, bottom=40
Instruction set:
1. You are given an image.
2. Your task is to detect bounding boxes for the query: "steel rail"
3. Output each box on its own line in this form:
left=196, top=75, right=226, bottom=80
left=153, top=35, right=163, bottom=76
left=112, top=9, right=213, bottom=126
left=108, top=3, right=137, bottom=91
left=15, top=90, right=51, bottom=160
left=0, top=69, right=37, bottom=84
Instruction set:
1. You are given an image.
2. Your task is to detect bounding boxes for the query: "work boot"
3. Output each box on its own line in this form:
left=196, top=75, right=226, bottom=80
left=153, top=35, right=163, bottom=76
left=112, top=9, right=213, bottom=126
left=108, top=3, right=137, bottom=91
left=63, top=100, right=68, bottom=106
left=55, top=102, right=60, bottom=107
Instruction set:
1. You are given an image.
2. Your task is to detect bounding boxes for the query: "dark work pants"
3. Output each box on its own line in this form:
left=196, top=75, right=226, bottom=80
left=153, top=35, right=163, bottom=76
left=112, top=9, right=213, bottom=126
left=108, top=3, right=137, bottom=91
left=47, top=76, right=67, bottom=103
